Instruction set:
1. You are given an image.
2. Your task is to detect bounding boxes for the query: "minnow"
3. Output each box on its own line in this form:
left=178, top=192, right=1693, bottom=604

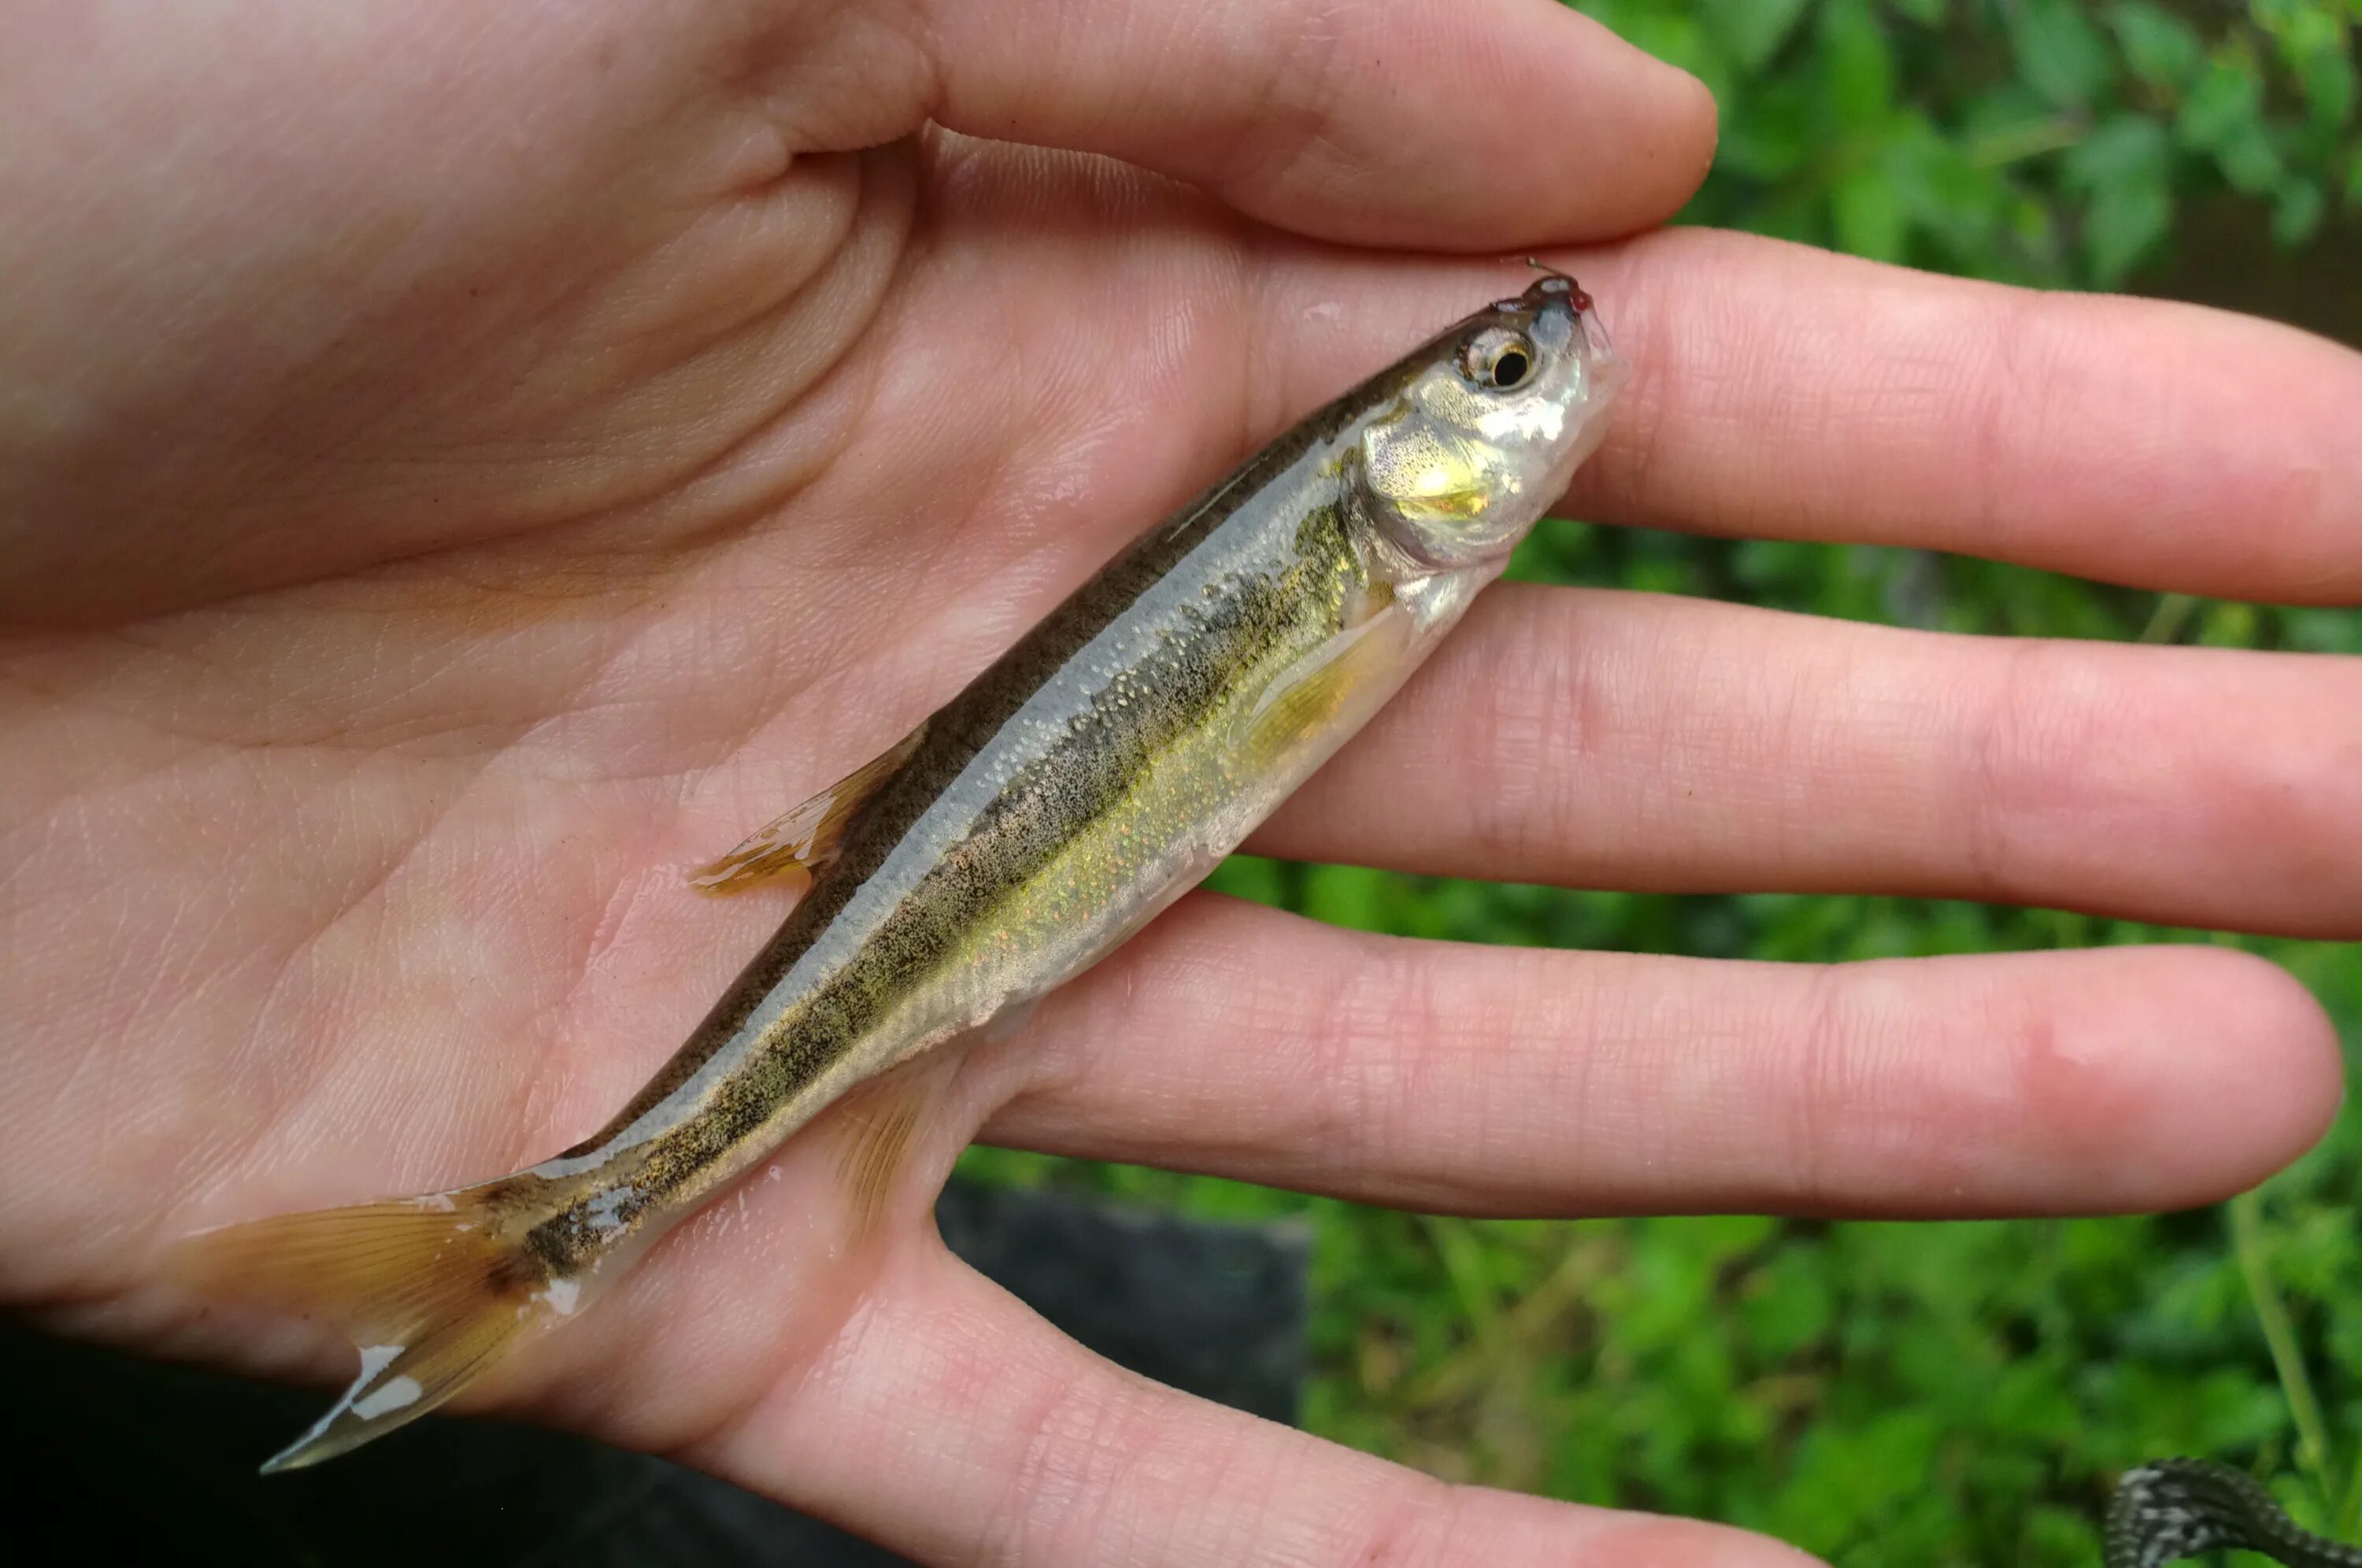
left=173, top=271, right=1628, bottom=1470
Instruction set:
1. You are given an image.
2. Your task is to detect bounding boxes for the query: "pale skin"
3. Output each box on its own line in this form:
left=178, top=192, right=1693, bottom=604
left=4, top=1, right=2360, bottom=1562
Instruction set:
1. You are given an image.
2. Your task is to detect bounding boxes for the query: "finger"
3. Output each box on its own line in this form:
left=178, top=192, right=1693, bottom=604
left=695, top=1238, right=1820, bottom=1567
left=913, top=0, right=1716, bottom=245
left=1247, top=585, right=2362, bottom=939
left=1248, top=228, right=2362, bottom=601
left=983, top=897, right=2342, bottom=1219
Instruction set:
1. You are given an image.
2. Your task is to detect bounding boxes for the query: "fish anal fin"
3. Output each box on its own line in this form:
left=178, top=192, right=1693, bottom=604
left=827, top=1057, right=953, bottom=1237
left=692, top=723, right=928, bottom=896
left=167, top=1180, right=574, bottom=1474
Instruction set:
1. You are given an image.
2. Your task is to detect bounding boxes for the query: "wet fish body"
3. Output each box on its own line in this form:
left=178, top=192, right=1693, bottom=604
left=176, top=272, right=1627, bottom=1469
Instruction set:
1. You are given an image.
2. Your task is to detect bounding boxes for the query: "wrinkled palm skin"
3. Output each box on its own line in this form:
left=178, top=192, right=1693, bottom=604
left=5, top=5, right=2360, bottom=1566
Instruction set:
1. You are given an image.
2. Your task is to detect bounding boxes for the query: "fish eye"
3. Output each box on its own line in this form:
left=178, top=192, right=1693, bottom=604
left=1461, top=331, right=1537, bottom=392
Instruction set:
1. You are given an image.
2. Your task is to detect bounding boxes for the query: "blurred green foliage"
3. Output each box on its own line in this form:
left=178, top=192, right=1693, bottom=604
left=966, top=4, right=2361, bottom=1562
left=1586, top=0, right=2361, bottom=283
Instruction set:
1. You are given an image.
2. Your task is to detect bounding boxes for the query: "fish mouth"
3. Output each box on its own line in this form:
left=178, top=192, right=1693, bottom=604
left=1512, top=267, right=1612, bottom=356
left=1512, top=267, right=1583, bottom=312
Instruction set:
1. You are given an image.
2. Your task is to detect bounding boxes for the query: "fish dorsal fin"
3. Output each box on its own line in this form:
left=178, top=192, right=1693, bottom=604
left=690, top=723, right=928, bottom=896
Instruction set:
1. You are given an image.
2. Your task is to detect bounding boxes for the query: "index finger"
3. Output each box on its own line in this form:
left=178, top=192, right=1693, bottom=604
left=1240, top=229, right=2362, bottom=601
left=914, top=0, right=1718, bottom=245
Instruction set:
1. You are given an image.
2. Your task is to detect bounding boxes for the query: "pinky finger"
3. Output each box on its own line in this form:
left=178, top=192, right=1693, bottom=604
left=694, top=1237, right=1823, bottom=1568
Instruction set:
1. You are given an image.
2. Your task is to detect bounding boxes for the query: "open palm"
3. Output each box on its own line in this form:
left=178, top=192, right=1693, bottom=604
left=6, top=3, right=2359, bottom=1563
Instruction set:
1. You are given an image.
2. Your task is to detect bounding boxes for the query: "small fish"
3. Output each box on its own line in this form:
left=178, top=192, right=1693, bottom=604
left=173, top=271, right=1628, bottom=1470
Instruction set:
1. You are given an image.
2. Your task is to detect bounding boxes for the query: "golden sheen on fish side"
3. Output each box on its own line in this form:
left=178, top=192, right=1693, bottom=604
left=172, top=272, right=1629, bottom=1470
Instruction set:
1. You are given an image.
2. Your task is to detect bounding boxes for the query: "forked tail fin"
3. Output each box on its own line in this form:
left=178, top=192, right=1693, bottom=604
left=170, top=1177, right=578, bottom=1473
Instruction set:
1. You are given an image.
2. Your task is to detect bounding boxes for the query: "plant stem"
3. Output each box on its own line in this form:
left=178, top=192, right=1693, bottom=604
left=2139, top=592, right=2200, bottom=645
left=2228, top=1188, right=2337, bottom=1509
left=1966, top=116, right=2087, bottom=168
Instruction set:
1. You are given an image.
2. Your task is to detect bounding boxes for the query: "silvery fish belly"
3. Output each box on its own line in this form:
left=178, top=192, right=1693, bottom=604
left=172, top=272, right=1630, bottom=1470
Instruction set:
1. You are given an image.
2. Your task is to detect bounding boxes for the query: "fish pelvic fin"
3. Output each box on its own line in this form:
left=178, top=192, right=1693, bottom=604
left=690, top=723, right=928, bottom=895
left=168, top=1177, right=578, bottom=1474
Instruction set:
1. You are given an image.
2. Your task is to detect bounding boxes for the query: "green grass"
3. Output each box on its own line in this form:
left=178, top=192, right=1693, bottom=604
left=970, top=4, right=2362, bottom=1560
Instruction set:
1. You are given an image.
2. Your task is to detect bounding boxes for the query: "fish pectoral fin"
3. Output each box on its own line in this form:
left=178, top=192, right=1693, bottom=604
left=690, top=723, right=928, bottom=896
left=1235, top=603, right=1414, bottom=771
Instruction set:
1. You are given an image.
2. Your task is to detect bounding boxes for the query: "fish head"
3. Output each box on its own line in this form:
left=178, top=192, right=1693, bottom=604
left=1352, top=272, right=1627, bottom=571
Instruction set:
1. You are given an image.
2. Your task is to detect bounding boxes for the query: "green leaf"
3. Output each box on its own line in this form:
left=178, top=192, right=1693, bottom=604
left=2274, top=176, right=2327, bottom=246
left=2220, top=120, right=2292, bottom=195
left=2297, top=35, right=2358, bottom=130
left=2201, top=600, right=2262, bottom=647
left=1204, top=854, right=1287, bottom=908
left=2258, top=0, right=2355, bottom=129
left=2108, top=1, right=2204, bottom=89
left=2082, top=176, right=2171, bottom=282
left=1819, top=0, right=1893, bottom=133
left=2063, top=114, right=2174, bottom=283
left=1740, top=1245, right=1838, bottom=1359
left=1884, top=111, right=2008, bottom=257
left=2064, top=113, right=2171, bottom=188
left=1833, top=164, right=1909, bottom=261
left=1700, top=0, right=1814, bottom=72
left=2177, top=56, right=2267, bottom=153
left=2176, top=53, right=2290, bottom=193
left=1717, top=75, right=1817, bottom=180
left=1301, top=863, right=1396, bottom=934
left=2008, top=0, right=2117, bottom=108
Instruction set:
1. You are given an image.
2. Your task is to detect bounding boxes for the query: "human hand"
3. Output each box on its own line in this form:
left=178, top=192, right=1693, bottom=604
left=5, top=2, right=2358, bottom=1563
